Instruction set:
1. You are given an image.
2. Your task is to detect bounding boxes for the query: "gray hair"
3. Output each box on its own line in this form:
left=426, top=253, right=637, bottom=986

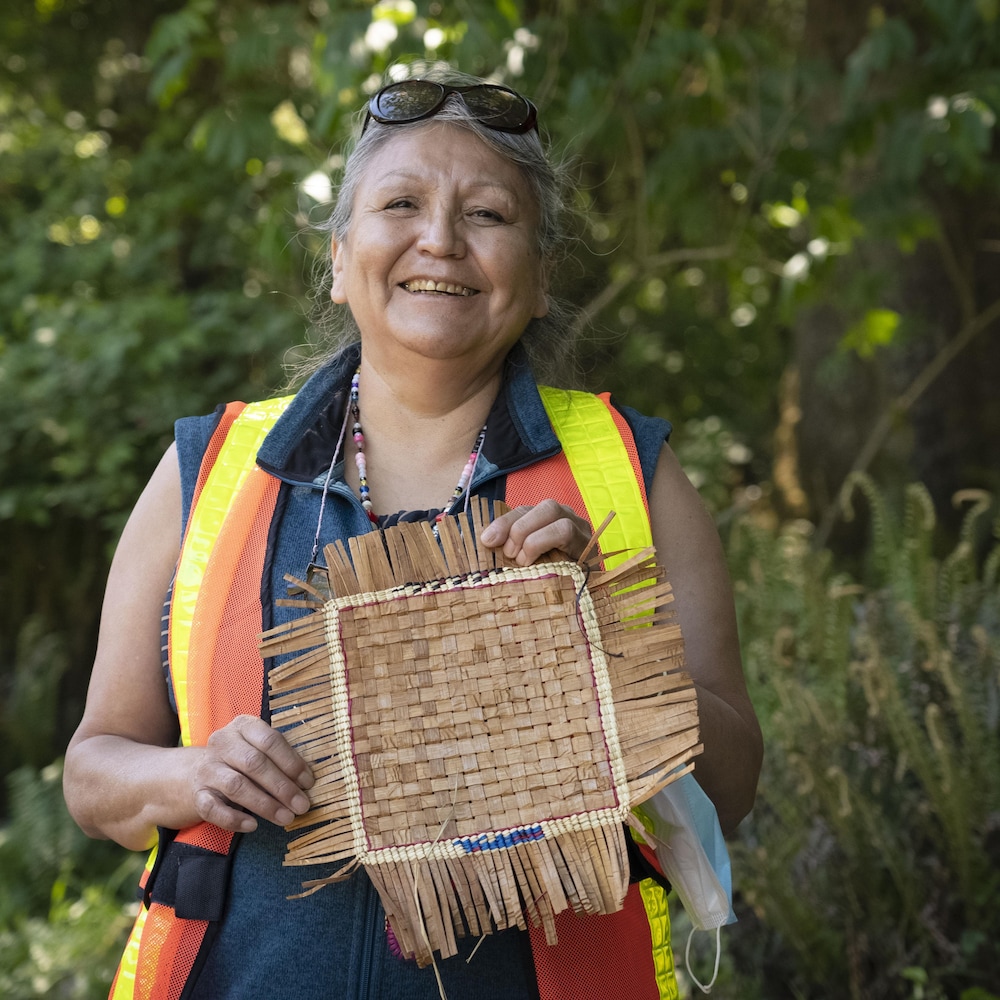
left=301, top=69, right=582, bottom=387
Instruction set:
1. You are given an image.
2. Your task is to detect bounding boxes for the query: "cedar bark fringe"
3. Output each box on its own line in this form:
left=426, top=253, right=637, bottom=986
left=262, top=499, right=700, bottom=967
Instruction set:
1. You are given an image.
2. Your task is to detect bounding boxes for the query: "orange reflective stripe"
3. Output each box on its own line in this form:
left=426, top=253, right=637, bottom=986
left=186, top=465, right=280, bottom=744
left=170, top=397, right=291, bottom=748
left=110, top=900, right=148, bottom=1000
left=112, top=399, right=290, bottom=1000
left=128, top=903, right=208, bottom=1000
left=190, top=402, right=246, bottom=518
left=112, top=901, right=200, bottom=1000
left=164, top=401, right=246, bottom=753
left=598, top=392, right=651, bottom=518
left=528, top=885, right=663, bottom=1000
left=505, top=448, right=586, bottom=517
left=541, top=387, right=650, bottom=560
left=509, top=387, right=674, bottom=999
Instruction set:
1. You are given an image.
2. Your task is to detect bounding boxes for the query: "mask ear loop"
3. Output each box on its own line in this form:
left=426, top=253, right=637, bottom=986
left=685, top=923, right=722, bottom=994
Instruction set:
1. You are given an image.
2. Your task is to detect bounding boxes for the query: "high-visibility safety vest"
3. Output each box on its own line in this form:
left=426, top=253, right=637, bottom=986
left=110, top=387, right=679, bottom=1000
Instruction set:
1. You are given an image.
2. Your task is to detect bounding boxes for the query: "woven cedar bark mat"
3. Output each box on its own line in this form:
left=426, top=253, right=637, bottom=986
left=261, top=498, right=701, bottom=967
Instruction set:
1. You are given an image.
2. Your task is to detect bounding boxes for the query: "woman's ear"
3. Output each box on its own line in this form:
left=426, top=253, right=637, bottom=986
left=330, top=235, right=348, bottom=304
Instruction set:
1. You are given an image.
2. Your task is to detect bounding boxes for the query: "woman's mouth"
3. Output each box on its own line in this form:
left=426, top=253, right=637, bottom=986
left=401, top=280, right=478, bottom=297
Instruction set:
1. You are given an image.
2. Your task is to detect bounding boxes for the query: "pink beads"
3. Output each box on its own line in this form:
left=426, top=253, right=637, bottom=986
left=348, top=366, right=486, bottom=522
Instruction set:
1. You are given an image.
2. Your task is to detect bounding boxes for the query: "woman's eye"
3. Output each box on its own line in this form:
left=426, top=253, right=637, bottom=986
left=471, top=208, right=505, bottom=223
left=385, top=198, right=415, bottom=210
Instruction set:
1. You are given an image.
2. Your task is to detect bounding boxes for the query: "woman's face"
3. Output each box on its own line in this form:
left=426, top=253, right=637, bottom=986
left=330, top=124, right=549, bottom=375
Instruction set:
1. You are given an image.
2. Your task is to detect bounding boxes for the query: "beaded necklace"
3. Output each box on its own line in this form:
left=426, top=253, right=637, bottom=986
left=350, top=368, right=487, bottom=525
left=307, top=367, right=488, bottom=571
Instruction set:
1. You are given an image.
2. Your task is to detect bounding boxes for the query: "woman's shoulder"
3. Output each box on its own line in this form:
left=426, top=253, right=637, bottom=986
left=174, top=406, right=229, bottom=528
left=174, top=408, right=225, bottom=463
left=612, top=399, right=672, bottom=463
left=591, top=393, right=673, bottom=493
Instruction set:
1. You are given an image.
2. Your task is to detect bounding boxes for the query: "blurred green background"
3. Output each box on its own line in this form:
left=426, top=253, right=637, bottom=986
left=1, top=0, right=998, bottom=997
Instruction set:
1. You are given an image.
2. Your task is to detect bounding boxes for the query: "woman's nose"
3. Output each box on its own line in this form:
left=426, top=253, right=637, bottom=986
left=416, top=206, right=465, bottom=257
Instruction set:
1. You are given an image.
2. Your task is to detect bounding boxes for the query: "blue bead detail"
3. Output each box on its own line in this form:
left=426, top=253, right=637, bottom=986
left=453, top=825, right=545, bottom=854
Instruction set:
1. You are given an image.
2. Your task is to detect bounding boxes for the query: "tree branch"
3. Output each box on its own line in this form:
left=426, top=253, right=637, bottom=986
left=935, top=224, right=976, bottom=327
left=814, top=294, right=1000, bottom=548
left=568, top=244, right=735, bottom=341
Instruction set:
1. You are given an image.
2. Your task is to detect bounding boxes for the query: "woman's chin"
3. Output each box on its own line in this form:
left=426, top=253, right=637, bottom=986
left=365, top=326, right=520, bottom=369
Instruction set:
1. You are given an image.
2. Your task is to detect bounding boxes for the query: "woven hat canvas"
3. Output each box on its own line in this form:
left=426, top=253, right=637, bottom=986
left=261, top=499, right=701, bottom=967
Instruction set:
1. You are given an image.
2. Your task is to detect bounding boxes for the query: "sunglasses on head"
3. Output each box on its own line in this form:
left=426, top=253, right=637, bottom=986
left=363, top=80, right=539, bottom=135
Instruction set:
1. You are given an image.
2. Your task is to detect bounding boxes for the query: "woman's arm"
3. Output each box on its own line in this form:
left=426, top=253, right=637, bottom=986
left=647, top=443, right=762, bottom=834
left=483, top=444, right=762, bottom=833
left=63, top=445, right=314, bottom=852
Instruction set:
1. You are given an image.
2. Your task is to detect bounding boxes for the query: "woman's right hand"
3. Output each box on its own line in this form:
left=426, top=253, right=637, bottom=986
left=190, top=715, right=314, bottom=833
left=64, top=444, right=311, bottom=850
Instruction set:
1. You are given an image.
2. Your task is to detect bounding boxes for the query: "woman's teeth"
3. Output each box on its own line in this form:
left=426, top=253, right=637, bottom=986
left=403, top=280, right=476, bottom=296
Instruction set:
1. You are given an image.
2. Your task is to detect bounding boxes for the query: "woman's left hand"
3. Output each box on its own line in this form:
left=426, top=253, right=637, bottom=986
left=480, top=500, right=592, bottom=565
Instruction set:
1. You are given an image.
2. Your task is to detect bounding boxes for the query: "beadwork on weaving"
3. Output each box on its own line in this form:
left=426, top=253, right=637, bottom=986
left=261, top=498, right=701, bottom=967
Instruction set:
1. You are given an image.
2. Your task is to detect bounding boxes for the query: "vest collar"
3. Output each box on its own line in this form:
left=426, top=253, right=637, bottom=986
left=255, top=341, right=562, bottom=488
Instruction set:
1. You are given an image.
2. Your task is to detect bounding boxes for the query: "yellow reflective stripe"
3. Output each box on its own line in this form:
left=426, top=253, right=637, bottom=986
left=170, top=396, right=292, bottom=748
left=541, top=386, right=677, bottom=995
left=111, top=843, right=158, bottom=1000
left=639, top=877, right=680, bottom=1000
left=111, top=904, right=147, bottom=1000
left=537, top=386, right=652, bottom=567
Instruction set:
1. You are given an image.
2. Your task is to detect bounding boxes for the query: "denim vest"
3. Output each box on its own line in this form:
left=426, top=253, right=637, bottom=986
left=166, top=344, right=671, bottom=1000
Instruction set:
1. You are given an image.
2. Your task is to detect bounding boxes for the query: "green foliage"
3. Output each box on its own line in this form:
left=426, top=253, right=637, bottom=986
left=0, top=763, right=142, bottom=999
left=669, top=414, right=755, bottom=516
left=0, top=884, right=134, bottom=1000
left=2, top=1, right=1000, bottom=995
left=841, top=308, right=903, bottom=358
left=1, top=617, right=69, bottom=772
left=5, top=0, right=999, bottom=548
left=728, top=482, right=1000, bottom=1000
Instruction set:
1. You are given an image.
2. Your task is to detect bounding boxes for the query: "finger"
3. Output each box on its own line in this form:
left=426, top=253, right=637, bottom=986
left=202, top=719, right=313, bottom=824
left=508, top=521, right=581, bottom=564
left=196, top=753, right=310, bottom=829
left=500, top=501, right=590, bottom=563
left=192, top=786, right=261, bottom=834
left=479, top=506, right=530, bottom=547
left=481, top=502, right=579, bottom=548
left=238, top=716, right=314, bottom=790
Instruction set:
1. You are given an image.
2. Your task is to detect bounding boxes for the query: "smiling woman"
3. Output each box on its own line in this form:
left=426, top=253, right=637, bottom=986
left=328, top=126, right=549, bottom=434
left=317, top=72, right=575, bottom=389
left=62, top=67, right=761, bottom=1000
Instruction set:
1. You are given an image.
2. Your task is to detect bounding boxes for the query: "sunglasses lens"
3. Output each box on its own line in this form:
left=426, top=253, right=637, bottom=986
left=372, top=81, right=444, bottom=122
left=461, top=86, right=531, bottom=129
left=366, top=81, right=537, bottom=134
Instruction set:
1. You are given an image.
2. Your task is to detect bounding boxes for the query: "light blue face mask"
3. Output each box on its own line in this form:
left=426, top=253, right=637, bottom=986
left=634, top=771, right=736, bottom=993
